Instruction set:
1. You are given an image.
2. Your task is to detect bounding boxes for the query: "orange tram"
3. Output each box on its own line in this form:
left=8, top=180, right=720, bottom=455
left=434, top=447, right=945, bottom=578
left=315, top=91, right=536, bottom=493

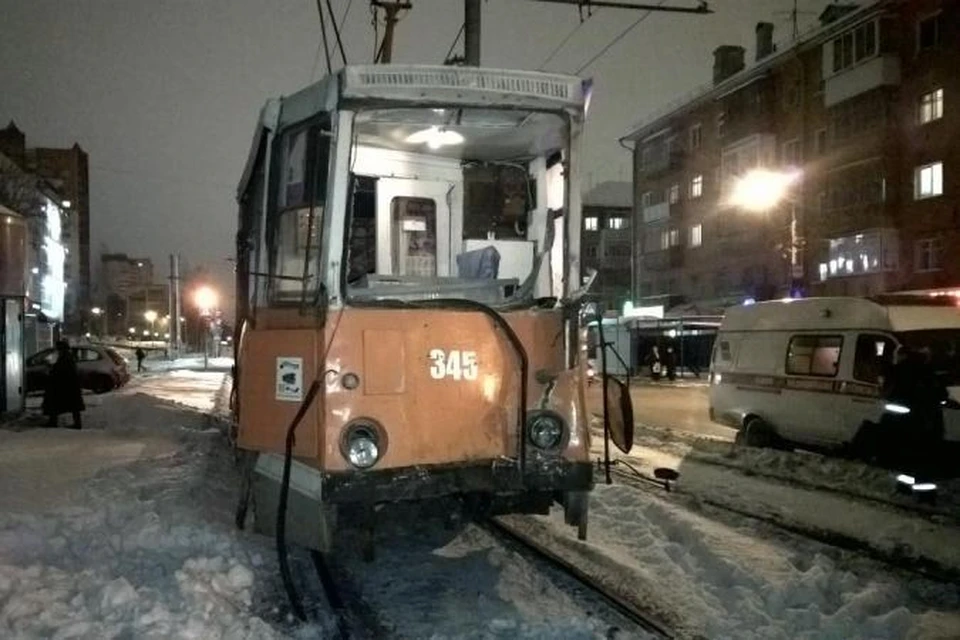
left=229, top=64, right=634, bottom=569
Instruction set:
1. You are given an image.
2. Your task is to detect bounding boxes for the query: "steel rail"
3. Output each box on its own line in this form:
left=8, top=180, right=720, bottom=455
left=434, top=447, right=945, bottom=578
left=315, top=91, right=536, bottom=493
left=481, top=518, right=675, bottom=639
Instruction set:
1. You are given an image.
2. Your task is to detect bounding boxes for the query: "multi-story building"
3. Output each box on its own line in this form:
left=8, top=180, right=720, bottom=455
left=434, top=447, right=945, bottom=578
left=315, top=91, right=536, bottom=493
left=581, top=181, right=632, bottom=311
left=0, top=149, right=69, bottom=355
left=0, top=122, right=91, bottom=327
left=621, top=0, right=960, bottom=311
left=27, top=144, right=91, bottom=323
left=101, top=253, right=154, bottom=298
left=100, top=253, right=166, bottom=335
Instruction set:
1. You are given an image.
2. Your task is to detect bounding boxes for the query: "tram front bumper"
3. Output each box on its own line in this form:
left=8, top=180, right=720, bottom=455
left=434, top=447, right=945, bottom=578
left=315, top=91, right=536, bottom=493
left=322, top=457, right=593, bottom=504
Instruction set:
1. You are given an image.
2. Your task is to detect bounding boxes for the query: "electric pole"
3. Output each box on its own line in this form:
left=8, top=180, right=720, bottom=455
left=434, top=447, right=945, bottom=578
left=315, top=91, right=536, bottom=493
left=372, top=1, right=412, bottom=63
left=464, top=0, right=481, bottom=66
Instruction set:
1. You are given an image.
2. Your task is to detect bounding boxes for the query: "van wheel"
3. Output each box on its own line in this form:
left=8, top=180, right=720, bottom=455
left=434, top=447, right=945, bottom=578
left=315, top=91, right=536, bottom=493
left=739, top=417, right=779, bottom=449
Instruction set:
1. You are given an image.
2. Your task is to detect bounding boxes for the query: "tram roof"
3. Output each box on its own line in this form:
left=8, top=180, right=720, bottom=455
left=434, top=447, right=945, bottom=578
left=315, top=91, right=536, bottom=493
left=238, top=64, right=589, bottom=199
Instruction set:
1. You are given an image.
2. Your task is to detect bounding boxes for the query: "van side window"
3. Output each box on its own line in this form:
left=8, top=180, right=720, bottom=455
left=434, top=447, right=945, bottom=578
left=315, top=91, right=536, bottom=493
left=853, top=334, right=895, bottom=384
left=786, top=335, right=842, bottom=377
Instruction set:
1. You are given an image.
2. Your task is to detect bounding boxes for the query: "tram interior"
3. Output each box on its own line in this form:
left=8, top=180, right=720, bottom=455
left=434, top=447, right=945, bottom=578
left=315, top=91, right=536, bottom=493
left=344, top=106, right=568, bottom=304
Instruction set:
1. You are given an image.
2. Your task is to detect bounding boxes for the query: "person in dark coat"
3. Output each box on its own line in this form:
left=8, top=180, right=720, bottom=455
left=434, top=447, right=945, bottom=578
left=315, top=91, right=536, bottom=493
left=880, top=345, right=946, bottom=472
left=664, top=346, right=678, bottom=381
left=43, top=340, right=84, bottom=429
left=135, top=347, right=146, bottom=372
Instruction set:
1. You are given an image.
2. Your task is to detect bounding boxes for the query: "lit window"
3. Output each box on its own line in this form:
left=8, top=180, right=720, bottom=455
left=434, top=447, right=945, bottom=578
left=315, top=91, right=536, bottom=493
left=690, top=123, right=702, bottom=150
left=919, top=88, right=943, bottom=124
left=690, top=174, right=703, bottom=198
left=668, top=184, right=680, bottom=204
left=915, top=237, right=943, bottom=272
left=914, top=162, right=943, bottom=199
left=818, top=263, right=828, bottom=281
left=608, top=217, right=626, bottom=230
left=689, top=224, right=702, bottom=247
left=660, top=230, right=670, bottom=250
left=669, top=228, right=680, bottom=247
left=585, top=217, right=598, bottom=231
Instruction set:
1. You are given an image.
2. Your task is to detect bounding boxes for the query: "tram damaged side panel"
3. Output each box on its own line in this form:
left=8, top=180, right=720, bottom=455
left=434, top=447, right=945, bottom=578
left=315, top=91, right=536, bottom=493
left=232, top=67, right=633, bottom=549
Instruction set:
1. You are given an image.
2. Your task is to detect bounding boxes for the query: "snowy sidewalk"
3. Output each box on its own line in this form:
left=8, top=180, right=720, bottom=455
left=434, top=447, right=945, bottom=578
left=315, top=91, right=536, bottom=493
left=0, top=372, right=320, bottom=639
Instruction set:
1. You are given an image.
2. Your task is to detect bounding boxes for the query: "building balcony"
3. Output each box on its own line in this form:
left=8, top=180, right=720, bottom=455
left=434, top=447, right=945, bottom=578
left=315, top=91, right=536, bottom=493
left=640, top=148, right=684, bottom=178
left=642, top=202, right=670, bottom=223
left=641, top=246, right=683, bottom=271
left=824, top=55, right=900, bottom=108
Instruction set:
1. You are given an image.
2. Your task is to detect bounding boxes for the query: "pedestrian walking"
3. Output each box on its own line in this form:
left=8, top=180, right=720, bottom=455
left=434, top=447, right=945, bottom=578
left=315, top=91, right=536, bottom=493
left=135, top=347, right=146, bottom=372
left=664, top=345, right=678, bottom=381
left=647, top=345, right=662, bottom=381
left=42, top=340, right=84, bottom=430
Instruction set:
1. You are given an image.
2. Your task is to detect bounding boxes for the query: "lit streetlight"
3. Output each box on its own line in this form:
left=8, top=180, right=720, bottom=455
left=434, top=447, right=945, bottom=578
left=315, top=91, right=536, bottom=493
left=194, top=286, right=218, bottom=316
left=194, top=286, right=219, bottom=369
left=728, top=168, right=805, bottom=292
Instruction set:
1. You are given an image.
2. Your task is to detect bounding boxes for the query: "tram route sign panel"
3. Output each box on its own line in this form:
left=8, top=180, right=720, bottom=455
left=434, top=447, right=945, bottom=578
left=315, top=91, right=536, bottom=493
left=276, top=356, right=304, bottom=402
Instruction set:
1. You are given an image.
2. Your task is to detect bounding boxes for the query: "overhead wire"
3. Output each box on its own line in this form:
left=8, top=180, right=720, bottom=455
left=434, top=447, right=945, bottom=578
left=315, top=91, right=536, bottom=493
left=339, top=0, right=353, bottom=30
left=537, top=6, right=598, bottom=71
left=573, top=0, right=666, bottom=74
left=316, top=0, right=333, bottom=75
left=326, top=0, right=348, bottom=65
left=443, top=23, right=465, bottom=64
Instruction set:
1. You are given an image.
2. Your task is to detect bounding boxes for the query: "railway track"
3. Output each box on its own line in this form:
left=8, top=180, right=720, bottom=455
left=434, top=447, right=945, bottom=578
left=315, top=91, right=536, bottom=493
left=608, top=465, right=960, bottom=586
left=480, top=518, right=675, bottom=639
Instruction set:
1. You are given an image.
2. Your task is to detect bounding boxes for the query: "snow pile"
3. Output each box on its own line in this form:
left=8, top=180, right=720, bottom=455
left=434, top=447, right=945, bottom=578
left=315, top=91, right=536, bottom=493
left=505, top=484, right=960, bottom=640
left=0, top=382, right=314, bottom=639
left=0, top=556, right=282, bottom=640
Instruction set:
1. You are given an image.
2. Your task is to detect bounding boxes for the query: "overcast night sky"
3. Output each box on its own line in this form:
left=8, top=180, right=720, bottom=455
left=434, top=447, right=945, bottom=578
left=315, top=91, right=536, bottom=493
left=0, top=0, right=830, bottom=314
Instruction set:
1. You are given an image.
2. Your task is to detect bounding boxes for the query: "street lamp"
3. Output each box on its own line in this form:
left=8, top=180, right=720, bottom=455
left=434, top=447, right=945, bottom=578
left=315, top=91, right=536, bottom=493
left=194, top=286, right=218, bottom=369
left=144, top=309, right=158, bottom=340
left=91, top=306, right=106, bottom=337
left=728, top=168, right=805, bottom=295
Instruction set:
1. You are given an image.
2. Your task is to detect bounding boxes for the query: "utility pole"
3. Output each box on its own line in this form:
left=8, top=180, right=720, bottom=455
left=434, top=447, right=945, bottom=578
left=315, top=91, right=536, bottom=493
left=464, top=0, right=481, bottom=66
left=168, top=253, right=181, bottom=360
left=372, top=1, right=412, bottom=63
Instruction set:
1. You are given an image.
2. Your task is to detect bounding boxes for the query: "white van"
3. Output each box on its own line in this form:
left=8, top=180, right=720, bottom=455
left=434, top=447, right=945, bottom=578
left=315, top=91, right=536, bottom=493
left=708, top=296, right=960, bottom=452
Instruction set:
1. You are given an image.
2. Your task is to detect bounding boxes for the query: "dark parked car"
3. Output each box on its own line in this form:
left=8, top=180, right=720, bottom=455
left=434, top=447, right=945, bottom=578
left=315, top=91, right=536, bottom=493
left=26, top=344, right=131, bottom=394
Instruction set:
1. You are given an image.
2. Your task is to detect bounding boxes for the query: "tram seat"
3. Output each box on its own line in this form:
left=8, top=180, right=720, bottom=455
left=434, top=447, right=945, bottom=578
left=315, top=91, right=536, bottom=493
left=456, top=245, right=500, bottom=280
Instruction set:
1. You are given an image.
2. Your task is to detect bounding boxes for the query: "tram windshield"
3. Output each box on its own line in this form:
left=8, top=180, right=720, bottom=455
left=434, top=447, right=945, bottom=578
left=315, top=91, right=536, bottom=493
left=344, top=106, right=569, bottom=307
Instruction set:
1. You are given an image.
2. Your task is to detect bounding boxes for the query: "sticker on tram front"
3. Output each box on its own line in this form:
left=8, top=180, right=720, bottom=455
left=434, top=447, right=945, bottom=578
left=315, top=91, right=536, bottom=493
left=276, top=356, right=304, bottom=401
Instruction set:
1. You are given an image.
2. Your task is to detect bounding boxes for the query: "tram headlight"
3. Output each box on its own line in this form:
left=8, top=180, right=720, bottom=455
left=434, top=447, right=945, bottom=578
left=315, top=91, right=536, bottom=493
left=340, top=420, right=385, bottom=470
left=527, top=410, right=565, bottom=450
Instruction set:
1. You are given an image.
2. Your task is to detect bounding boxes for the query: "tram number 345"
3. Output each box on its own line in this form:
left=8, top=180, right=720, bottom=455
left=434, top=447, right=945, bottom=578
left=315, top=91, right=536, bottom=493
left=429, top=349, right=479, bottom=381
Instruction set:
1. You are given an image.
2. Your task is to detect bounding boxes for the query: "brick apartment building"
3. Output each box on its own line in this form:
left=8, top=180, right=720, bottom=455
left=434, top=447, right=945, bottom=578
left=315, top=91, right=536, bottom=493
left=621, top=0, right=959, bottom=311
left=581, top=181, right=632, bottom=311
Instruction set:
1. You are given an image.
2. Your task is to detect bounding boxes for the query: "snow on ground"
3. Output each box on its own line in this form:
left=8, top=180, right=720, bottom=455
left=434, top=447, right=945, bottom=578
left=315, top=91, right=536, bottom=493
left=598, top=422, right=960, bottom=578
left=0, top=373, right=328, bottom=639
left=332, top=502, right=654, bottom=639
left=502, top=482, right=960, bottom=640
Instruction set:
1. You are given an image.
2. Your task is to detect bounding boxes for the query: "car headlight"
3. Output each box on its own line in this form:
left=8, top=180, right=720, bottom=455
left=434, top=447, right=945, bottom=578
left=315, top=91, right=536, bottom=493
left=340, top=420, right=386, bottom=469
left=527, top=410, right=565, bottom=450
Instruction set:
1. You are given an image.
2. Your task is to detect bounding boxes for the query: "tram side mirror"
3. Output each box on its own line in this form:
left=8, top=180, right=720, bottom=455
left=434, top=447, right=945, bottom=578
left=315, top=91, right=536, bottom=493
left=604, top=375, right=634, bottom=454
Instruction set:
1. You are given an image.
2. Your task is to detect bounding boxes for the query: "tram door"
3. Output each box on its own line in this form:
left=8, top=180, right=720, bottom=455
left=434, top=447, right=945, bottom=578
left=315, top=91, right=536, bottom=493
left=374, top=178, right=459, bottom=278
